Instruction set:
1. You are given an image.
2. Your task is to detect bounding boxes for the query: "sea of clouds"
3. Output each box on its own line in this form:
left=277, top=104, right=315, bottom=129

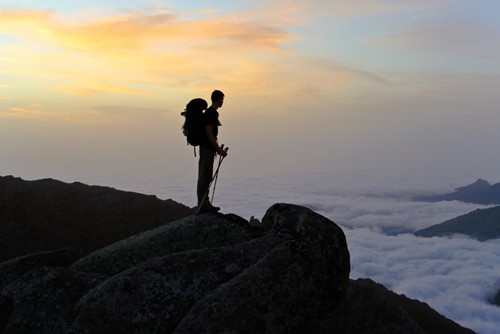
left=82, top=169, right=500, bottom=334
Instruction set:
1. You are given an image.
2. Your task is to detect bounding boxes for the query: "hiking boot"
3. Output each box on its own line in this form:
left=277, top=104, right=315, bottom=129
left=198, top=202, right=220, bottom=214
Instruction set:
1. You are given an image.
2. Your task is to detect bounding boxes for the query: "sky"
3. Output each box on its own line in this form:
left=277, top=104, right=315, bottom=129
left=1, top=0, right=500, bottom=187
left=2, top=2, right=500, bottom=332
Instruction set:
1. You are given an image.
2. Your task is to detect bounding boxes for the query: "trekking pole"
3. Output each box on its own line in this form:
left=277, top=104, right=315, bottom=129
left=211, top=155, right=223, bottom=203
left=210, top=146, right=228, bottom=203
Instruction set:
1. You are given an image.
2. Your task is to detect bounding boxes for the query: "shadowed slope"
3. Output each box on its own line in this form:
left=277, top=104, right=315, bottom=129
left=0, top=175, right=194, bottom=262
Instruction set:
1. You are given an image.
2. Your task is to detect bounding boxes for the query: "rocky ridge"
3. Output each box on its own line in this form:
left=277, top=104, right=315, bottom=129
left=0, top=175, right=194, bottom=262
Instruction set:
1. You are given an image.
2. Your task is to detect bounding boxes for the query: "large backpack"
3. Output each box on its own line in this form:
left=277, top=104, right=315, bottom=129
left=181, top=98, right=208, bottom=146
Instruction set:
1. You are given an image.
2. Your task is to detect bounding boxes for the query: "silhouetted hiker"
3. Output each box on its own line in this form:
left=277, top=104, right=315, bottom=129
left=197, top=90, right=228, bottom=213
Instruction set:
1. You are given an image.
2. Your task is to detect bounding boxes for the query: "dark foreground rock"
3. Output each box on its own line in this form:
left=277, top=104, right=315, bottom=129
left=0, top=200, right=475, bottom=333
left=70, top=213, right=260, bottom=276
left=72, top=203, right=350, bottom=333
left=302, top=278, right=475, bottom=334
left=0, top=175, right=194, bottom=262
left=0, top=248, right=82, bottom=291
left=2, top=267, right=105, bottom=333
left=0, top=295, right=12, bottom=332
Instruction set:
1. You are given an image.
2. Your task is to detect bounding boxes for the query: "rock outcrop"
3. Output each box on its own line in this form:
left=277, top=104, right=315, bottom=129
left=0, top=175, right=194, bottom=262
left=1, top=204, right=354, bottom=333
left=0, top=248, right=83, bottom=290
left=0, top=180, right=475, bottom=333
left=2, top=267, right=105, bottom=333
left=71, top=203, right=350, bottom=333
left=70, top=213, right=260, bottom=276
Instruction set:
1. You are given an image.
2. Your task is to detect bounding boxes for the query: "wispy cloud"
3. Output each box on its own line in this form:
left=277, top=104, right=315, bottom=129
left=51, top=84, right=152, bottom=97
left=0, top=6, right=380, bottom=115
left=369, top=18, right=500, bottom=59
left=3, top=1, right=492, bottom=125
left=0, top=8, right=298, bottom=101
left=326, top=0, right=456, bottom=17
left=0, top=105, right=55, bottom=119
left=92, top=105, right=169, bottom=120
left=0, top=9, right=51, bottom=28
left=0, top=9, right=290, bottom=53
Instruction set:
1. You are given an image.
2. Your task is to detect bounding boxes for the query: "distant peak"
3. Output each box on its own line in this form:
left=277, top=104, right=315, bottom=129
left=455, top=178, right=491, bottom=192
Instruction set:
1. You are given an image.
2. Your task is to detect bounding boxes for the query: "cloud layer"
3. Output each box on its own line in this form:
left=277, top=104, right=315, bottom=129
left=68, top=169, right=500, bottom=334
left=347, top=230, right=500, bottom=334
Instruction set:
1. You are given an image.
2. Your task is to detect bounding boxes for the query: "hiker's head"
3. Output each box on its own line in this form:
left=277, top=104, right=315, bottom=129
left=187, top=98, right=208, bottom=112
left=211, top=90, right=225, bottom=108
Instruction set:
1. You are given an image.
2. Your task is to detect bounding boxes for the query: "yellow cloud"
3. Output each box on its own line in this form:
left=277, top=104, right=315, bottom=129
left=1, top=105, right=53, bottom=119
left=0, top=6, right=380, bottom=121
left=0, top=9, right=290, bottom=53
left=52, top=84, right=152, bottom=97
left=0, top=10, right=51, bottom=28
left=0, top=9, right=293, bottom=91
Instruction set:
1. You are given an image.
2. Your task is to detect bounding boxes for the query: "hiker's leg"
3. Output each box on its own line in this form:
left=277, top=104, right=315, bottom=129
left=197, top=145, right=215, bottom=206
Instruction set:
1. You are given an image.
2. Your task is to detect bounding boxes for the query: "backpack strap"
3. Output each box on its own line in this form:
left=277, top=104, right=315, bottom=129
left=186, top=137, right=197, bottom=157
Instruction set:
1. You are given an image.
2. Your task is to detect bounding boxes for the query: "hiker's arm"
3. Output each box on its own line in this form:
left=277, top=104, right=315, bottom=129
left=206, top=125, right=227, bottom=156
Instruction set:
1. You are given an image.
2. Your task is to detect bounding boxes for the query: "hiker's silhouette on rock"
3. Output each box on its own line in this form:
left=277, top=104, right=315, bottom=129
left=181, top=90, right=228, bottom=214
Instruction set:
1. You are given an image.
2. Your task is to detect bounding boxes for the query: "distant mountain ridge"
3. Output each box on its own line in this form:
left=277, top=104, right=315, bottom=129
left=415, top=178, right=500, bottom=205
left=414, top=205, right=500, bottom=241
left=0, top=175, right=195, bottom=262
